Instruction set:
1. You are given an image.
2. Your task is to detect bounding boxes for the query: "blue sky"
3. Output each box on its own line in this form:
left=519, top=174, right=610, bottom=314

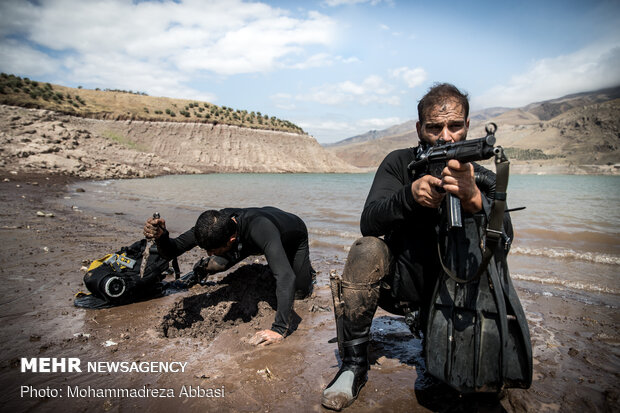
left=0, top=0, right=619, bottom=143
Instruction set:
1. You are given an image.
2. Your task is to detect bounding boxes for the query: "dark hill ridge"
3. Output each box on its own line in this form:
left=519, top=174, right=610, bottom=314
left=522, top=86, right=620, bottom=121
left=469, top=107, right=512, bottom=123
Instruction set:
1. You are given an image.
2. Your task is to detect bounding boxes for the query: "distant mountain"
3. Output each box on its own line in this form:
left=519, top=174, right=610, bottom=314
left=521, top=86, right=620, bottom=121
left=326, top=86, right=620, bottom=168
left=325, top=129, right=417, bottom=168
left=325, top=120, right=417, bottom=147
left=469, top=107, right=512, bottom=123
left=326, top=108, right=514, bottom=149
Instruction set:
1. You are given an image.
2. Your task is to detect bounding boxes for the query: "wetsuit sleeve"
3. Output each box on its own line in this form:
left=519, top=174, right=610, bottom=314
left=155, top=227, right=197, bottom=260
left=361, top=151, right=419, bottom=236
left=248, top=218, right=296, bottom=336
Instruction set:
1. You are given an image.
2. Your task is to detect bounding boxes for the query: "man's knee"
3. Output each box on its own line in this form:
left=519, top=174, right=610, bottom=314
left=342, top=236, right=392, bottom=284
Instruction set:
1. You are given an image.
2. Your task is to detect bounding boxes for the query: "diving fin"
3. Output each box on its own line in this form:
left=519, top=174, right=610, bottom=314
left=73, top=292, right=114, bottom=309
left=424, top=226, right=532, bottom=393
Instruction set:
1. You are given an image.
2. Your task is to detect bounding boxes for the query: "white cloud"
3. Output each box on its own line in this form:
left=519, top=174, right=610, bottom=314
left=341, top=56, right=361, bottom=64
left=285, top=53, right=359, bottom=69
left=297, top=75, right=400, bottom=105
left=299, top=119, right=353, bottom=132
left=0, top=39, right=60, bottom=76
left=359, top=117, right=402, bottom=128
left=473, top=42, right=620, bottom=108
left=176, top=9, right=336, bottom=75
left=63, top=52, right=216, bottom=101
left=379, top=24, right=402, bottom=36
left=271, top=92, right=297, bottom=110
left=323, top=0, right=392, bottom=6
left=390, top=66, right=426, bottom=88
left=0, top=0, right=338, bottom=98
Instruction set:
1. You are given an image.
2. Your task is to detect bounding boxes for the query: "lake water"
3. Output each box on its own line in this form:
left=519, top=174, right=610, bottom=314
left=67, top=173, right=620, bottom=308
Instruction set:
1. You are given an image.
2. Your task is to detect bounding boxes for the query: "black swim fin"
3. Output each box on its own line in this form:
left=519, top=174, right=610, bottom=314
left=73, top=292, right=114, bottom=309
left=424, top=222, right=532, bottom=393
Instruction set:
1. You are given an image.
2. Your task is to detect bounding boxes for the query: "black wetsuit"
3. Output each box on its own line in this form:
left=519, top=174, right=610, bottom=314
left=360, top=147, right=511, bottom=314
left=155, top=206, right=312, bottom=336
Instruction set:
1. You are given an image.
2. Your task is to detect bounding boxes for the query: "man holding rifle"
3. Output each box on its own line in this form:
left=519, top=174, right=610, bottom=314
left=322, top=83, right=513, bottom=410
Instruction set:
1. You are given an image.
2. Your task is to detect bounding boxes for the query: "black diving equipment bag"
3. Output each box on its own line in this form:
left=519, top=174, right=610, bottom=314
left=83, top=239, right=171, bottom=305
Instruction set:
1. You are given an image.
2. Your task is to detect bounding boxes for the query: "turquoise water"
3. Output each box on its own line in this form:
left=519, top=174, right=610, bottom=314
left=68, top=173, right=620, bottom=303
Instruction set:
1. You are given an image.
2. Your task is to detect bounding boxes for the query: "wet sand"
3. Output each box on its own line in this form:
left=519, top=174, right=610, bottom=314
left=0, top=173, right=618, bottom=412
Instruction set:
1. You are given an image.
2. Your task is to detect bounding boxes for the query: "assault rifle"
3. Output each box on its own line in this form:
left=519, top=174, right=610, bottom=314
left=407, top=123, right=502, bottom=229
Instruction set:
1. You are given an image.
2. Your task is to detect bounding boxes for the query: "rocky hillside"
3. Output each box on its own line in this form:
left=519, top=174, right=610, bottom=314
left=521, top=86, right=620, bottom=121
left=326, top=87, right=620, bottom=172
left=0, top=105, right=359, bottom=180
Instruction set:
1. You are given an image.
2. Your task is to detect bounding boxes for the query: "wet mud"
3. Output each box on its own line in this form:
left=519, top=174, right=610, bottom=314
left=160, top=264, right=277, bottom=340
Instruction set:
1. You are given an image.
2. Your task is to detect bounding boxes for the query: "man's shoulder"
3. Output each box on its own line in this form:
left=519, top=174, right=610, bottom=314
left=233, top=207, right=273, bottom=219
left=383, top=147, right=416, bottom=161
left=243, top=207, right=285, bottom=227
left=221, top=207, right=242, bottom=216
left=377, top=147, right=417, bottom=172
left=244, top=206, right=290, bottom=218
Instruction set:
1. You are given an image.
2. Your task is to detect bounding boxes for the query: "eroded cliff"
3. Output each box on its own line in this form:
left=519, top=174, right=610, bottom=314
left=0, top=105, right=359, bottom=179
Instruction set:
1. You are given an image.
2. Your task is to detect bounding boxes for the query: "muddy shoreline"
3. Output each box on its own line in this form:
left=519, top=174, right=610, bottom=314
left=0, top=172, right=618, bottom=412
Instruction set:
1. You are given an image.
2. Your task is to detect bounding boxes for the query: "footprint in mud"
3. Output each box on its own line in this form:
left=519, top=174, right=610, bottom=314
left=159, top=264, right=277, bottom=340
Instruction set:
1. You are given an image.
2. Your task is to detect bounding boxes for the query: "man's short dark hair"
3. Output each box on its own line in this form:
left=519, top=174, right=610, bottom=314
left=417, top=83, right=469, bottom=124
left=194, top=210, right=237, bottom=250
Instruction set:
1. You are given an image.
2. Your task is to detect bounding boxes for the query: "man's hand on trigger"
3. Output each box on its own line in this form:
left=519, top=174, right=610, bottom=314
left=441, top=159, right=482, bottom=213
left=248, top=329, right=284, bottom=346
left=143, top=217, right=166, bottom=240
left=411, top=174, right=444, bottom=208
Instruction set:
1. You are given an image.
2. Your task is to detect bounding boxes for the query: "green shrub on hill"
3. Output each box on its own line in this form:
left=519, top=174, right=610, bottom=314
left=103, top=88, right=148, bottom=96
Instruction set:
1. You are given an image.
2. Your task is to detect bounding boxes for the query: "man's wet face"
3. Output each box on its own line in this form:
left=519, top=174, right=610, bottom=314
left=418, top=99, right=468, bottom=145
